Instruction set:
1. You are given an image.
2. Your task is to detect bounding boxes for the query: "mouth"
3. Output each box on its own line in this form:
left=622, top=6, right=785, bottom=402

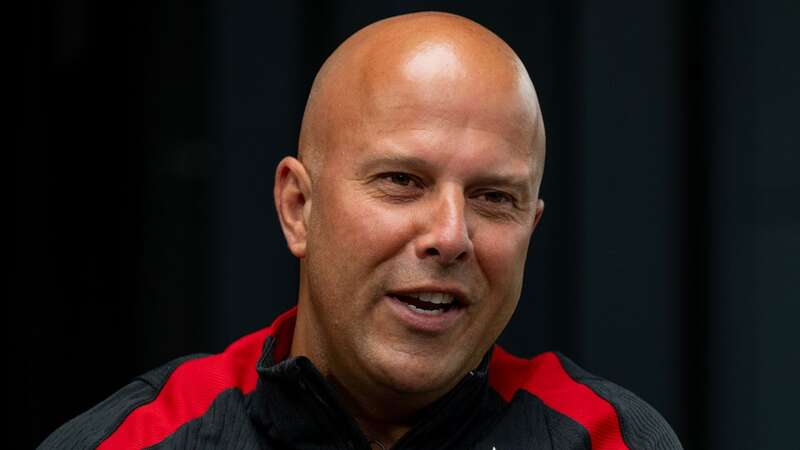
left=384, top=289, right=467, bottom=333
left=389, top=292, right=461, bottom=316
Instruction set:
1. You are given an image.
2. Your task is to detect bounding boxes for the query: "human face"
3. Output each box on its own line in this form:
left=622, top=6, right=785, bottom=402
left=301, top=49, right=543, bottom=397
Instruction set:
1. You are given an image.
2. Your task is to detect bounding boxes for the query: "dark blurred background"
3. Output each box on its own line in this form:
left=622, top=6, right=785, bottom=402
left=16, top=1, right=799, bottom=448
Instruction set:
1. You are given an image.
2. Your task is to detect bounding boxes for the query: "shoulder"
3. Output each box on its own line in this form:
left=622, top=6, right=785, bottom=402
left=488, top=346, right=683, bottom=450
left=39, top=325, right=274, bottom=449
left=37, top=354, right=202, bottom=449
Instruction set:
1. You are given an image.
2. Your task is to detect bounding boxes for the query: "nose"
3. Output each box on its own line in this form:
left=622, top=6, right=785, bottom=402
left=414, top=188, right=473, bottom=265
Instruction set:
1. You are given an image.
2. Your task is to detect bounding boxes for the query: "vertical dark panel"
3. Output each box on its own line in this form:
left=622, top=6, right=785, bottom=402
left=20, top=2, right=212, bottom=445
left=683, top=1, right=709, bottom=447
left=132, top=0, right=213, bottom=371
left=753, top=1, right=800, bottom=448
left=209, top=2, right=308, bottom=347
left=19, top=2, right=54, bottom=443
left=703, top=1, right=757, bottom=449
left=539, top=0, right=585, bottom=367
left=20, top=2, right=147, bottom=442
left=573, top=0, right=686, bottom=439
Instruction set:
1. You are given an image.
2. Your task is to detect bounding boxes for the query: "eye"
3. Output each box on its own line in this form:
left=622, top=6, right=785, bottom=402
left=478, top=191, right=514, bottom=204
left=369, top=172, right=425, bottom=203
left=382, top=172, right=415, bottom=187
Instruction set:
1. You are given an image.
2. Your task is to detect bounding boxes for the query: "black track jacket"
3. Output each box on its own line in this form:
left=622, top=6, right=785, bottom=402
left=40, top=307, right=682, bottom=449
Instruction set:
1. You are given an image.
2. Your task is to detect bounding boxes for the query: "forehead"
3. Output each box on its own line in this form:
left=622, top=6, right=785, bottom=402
left=362, top=87, right=536, bottom=159
left=342, top=63, right=538, bottom=174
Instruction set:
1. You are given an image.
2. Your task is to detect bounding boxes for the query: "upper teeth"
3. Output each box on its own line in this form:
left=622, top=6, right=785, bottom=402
left=412, top=292, right=455, bottom=304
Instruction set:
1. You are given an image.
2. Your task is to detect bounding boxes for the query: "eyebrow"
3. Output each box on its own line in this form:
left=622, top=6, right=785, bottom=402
left=357, top=154, right=432, bottom=176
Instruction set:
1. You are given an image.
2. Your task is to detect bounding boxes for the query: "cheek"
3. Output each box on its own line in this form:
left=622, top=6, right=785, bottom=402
left=313, top=183, right=416, bottom=268
left=474, top=226, right=531, bottom=292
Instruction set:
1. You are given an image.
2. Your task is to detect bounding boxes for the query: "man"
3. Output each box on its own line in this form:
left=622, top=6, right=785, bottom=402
left=41, top=12, right=682, bottom=449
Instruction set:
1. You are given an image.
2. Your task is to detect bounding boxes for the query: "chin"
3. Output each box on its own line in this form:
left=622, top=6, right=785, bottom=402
left=369, top=349, right=466, bottom=395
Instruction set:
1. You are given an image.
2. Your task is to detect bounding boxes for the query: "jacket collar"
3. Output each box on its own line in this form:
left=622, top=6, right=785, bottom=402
left=247, top=307, right=501, bottom=449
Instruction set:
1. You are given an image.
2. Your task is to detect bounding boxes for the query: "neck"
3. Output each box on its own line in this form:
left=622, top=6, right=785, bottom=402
left=325, top=373, right=422, bottom=448
left=290, top=297, right=438, bottom=447
left=356, top=417, right=409, bottom=449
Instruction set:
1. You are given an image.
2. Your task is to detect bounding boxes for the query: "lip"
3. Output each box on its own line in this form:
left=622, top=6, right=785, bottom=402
left=387, top=286, right=471, bottom=306
left=383, top=290, right=467, bottom=334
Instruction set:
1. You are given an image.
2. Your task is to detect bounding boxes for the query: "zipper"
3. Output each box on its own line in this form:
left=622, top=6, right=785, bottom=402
left=296, top=361, right=373, bottom=450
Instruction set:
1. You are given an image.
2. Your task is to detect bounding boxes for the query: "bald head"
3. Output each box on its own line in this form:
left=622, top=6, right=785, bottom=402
left=298, top=12, right=545, bottom=186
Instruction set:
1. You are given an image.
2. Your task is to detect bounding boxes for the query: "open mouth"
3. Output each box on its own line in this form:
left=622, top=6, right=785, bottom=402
left=389, top=292, right=461, bottom=316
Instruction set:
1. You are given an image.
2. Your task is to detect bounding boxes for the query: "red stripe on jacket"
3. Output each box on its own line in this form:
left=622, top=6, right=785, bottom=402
left=489, top=346, right=629, bottom=450
left=98, top=307, right=297, bottom=450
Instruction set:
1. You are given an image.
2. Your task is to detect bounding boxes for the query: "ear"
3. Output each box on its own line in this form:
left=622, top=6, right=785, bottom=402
left=274, top=156, right=313, bottom=258
left=532, top=199, right=545, bottom=231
